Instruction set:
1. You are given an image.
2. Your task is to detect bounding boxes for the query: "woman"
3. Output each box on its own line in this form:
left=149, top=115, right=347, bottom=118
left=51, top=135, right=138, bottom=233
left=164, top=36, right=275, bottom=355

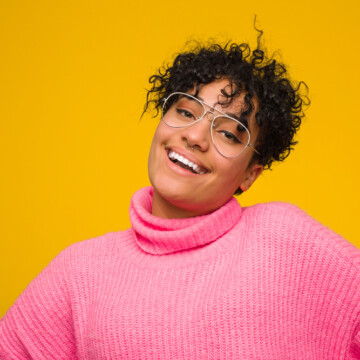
left=1, top=40, right=360, bottom=359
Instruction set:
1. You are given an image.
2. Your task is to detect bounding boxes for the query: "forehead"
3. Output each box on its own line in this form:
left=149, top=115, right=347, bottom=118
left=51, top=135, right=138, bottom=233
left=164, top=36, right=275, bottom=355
left=193, top=79, right=258, bottom=114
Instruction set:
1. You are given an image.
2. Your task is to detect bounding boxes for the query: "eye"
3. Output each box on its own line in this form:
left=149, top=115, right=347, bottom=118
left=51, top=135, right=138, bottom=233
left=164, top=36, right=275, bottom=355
left=219, top=130, right=242, bottom=144
left=176, top=108, right=195, bottom=119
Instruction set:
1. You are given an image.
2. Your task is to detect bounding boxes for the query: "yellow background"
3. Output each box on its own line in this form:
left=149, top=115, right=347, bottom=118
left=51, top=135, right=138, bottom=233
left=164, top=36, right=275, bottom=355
left=1, top=0, right=359, bottom=317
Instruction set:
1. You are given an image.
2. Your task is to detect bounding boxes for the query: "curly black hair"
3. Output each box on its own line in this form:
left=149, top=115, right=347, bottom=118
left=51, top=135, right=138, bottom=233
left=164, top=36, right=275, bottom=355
left=143, top=31, right=309, bottom=195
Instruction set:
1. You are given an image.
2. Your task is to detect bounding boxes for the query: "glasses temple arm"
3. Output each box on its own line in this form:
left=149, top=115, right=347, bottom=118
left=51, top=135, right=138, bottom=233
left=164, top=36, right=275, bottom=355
left=248, top=143, right=261, bottom=156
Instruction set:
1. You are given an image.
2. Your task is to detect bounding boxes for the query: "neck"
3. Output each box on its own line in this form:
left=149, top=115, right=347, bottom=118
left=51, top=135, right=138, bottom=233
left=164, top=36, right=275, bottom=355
left=151, top=189, right=207, bottom=219
left=129, top=186, right=243, bottom=256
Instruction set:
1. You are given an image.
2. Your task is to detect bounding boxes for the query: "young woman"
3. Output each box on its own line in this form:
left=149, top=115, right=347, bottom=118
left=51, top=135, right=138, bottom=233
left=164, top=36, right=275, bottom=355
left=1, top=40, right=360, bottom=359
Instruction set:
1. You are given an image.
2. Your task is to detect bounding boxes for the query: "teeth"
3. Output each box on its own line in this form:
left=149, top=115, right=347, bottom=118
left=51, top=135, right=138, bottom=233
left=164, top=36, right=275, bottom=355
left=168, top=150, right=205, bottom=174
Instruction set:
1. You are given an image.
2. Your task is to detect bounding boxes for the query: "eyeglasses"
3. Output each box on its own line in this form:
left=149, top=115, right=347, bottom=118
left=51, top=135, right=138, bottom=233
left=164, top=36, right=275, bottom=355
left=161, top=92, right=261, bottom=158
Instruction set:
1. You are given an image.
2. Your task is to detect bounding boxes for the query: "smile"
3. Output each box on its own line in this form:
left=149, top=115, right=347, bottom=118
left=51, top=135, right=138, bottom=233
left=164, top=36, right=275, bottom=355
left=167, top=150, right=208, bottom=174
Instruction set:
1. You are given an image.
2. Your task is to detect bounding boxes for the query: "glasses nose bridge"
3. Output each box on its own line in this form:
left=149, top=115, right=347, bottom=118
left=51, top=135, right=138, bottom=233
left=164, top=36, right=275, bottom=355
left=201, top=107, right=216, bottom=123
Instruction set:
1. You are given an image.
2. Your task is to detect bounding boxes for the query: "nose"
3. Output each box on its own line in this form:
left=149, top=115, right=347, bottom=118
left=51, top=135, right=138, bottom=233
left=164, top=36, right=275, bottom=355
left=180, top=111, right=214, bottom=151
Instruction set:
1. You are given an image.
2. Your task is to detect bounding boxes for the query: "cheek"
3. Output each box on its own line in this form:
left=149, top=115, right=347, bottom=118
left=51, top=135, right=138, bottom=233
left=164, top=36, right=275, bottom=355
left=209, top=161, right=248, bottom=196
left=147, top=125, right=173, bottom=177
left=147, top=129, right=160, bottom=177
left=148, top=124, right=165, bottom=159
left=148, top=138, right=161, bottom=179
left=150, top=123, right=175, bottom=150
left=216, top=158, right=247, bottom=183
left=221, top=170, right=241, bottom=189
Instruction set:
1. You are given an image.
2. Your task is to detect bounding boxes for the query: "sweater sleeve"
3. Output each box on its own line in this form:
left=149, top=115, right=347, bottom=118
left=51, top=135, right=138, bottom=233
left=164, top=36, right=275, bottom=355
left=0, top=246, right=77, bottom=360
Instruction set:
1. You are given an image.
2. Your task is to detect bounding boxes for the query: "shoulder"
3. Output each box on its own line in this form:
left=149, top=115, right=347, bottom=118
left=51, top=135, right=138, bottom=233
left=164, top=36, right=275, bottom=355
left=242, top=201, right=309, bottom=223
left=241, top=201, right=318, bottom=238
left=56, top=228, right=134, bottom=269
left=242, top=201, right=360, bottom=270
left=9, top=229, right=135, bottom=304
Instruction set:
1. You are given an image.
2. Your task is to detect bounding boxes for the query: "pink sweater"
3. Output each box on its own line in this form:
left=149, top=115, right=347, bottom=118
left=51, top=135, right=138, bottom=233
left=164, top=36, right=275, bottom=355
left=1, top=186, right=360, bottom=359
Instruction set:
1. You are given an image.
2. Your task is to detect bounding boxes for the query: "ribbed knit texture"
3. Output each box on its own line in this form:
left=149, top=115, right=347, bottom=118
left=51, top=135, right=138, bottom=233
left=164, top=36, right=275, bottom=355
left=1, top=186, right=360, bottom=359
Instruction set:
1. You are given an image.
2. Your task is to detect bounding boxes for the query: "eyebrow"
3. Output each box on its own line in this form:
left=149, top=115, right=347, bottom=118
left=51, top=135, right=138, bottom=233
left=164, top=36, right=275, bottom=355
left=226, top=112, right=249, bottom=129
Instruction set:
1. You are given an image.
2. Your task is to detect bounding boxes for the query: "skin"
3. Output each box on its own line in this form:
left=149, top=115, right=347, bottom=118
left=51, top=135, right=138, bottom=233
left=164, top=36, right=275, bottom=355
left=148, top=78, right=263, bottom=219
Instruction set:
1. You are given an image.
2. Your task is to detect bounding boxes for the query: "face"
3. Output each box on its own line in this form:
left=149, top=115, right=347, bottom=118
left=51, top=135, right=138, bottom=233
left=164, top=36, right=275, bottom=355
left=148, top=78, right=263, bottom=218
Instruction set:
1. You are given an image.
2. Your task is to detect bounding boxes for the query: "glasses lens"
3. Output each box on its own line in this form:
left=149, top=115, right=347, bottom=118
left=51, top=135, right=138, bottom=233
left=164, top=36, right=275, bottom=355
left=162, top=93, right=204, bottom=127
left=211, top=116, right=250, bottom=157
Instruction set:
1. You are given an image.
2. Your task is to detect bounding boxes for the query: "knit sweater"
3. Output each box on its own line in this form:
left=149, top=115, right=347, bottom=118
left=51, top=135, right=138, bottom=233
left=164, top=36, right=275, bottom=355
left=1, top=187, right=360, bottom=359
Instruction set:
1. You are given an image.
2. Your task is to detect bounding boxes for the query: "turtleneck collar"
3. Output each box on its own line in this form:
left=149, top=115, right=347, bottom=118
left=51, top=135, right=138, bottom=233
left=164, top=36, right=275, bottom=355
left=129, top=187, right=242, bottom=255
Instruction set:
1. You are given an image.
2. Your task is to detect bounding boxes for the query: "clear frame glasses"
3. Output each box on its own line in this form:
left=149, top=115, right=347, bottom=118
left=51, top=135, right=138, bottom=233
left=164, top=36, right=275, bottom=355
left=161, top=92, right=260, bottom=158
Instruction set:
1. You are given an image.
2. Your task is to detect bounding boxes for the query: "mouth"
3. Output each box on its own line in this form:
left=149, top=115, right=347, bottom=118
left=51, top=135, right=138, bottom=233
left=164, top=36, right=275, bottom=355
left=166, top=149, right=209, bottom=175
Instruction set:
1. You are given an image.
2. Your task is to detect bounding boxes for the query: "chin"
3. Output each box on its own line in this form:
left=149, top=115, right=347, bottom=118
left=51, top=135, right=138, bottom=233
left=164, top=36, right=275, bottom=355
left=152, top=177, right=191, bottom=202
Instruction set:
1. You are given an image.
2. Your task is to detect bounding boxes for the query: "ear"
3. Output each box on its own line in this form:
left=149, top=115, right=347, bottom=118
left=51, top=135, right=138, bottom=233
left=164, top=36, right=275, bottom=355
left=239, top=163, right=263, bottom=192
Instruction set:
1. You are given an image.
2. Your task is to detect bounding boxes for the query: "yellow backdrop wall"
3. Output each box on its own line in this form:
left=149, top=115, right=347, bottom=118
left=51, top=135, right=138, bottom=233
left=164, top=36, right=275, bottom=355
left=1, top=0, right=359, bottom=316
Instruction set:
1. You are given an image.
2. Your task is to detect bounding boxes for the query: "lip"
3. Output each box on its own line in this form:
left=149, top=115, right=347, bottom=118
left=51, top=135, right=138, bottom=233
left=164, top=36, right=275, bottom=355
left=165, top=146, right=210, bottom=176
